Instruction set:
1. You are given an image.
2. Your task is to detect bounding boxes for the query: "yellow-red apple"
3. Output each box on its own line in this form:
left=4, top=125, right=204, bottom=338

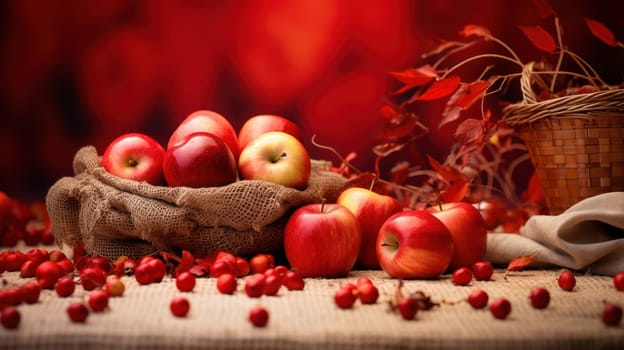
left=337, top=187, right=402, bottom=269
left=238, top=131, right=311, bottom=189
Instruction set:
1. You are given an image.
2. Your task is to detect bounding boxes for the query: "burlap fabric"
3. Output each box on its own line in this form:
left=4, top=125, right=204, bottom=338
left=1, top=266, right=622, bottom=350
left=45, top=146, right=347, bottom=260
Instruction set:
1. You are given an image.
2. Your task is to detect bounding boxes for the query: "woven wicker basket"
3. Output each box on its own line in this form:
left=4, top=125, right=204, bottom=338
left=503, top=64, right=624, bottom=215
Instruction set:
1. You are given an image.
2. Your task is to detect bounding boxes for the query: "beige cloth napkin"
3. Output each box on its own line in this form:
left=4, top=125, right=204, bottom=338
left=486, top=192, right=624, bottom=276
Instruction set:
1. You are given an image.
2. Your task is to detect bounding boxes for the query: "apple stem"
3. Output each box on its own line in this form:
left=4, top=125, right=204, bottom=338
left=127, top=159, right=138, bottom=167
left=320, top=198, right=326, bottom=213
left=369, top=173, right=377, bottom=192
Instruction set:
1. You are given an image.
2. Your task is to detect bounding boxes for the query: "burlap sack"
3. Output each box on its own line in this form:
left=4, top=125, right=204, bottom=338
left=46, top=146, right=348, bottom=260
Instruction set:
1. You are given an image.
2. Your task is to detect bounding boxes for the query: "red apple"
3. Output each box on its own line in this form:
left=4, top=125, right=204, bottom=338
left=336, top=187, right=402, bottom=269
left=284, top=203, right=361, bottom=278
left=163, top=132, right=237, bottom=188
left=377, top=210, right=453, bottom=279
left=238, top=131, right=311, bottom=189
left=238, top=114, right=303, bottom=151
left=101, top=132, right=165, bottom=185
left=168, top=110, right=240, bottom=160
left=427, top=202, right=487, bottom=270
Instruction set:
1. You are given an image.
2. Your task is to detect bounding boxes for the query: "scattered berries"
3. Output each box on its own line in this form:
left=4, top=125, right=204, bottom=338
left=490, top=298, right=511, bottom=320
left=398, top=297, right=419, bottom=320
left=216, top=273, right=237, bottom=295
left=1, top=306, right=20, bottom=329
left=55, top=277, right=76, bottom=298
left=175, top=272, right=196, bottom=292
left=170, top=297, right=190, bottom=318
left=452, top=267, right=473, bottom=286
left=334, top=285, right=357, bottom=309
left=282, top=270, right=305, bottom=291
left=67, top=302, right=89, bottom=323
left=20, top=281, right=41, bottom=304
left=244, top=273, right=266, bottom=298
left=467, top=289, right=489, bottom=309
left=249, top=305, right=269, bottom=327
left=602, top=303, right=622, bottom=327
left=472, top=261, right=494, bottom=281
left=529, top=288, right=550, bottom=309
left=87, top=290, right=110, bottom=312
left=357, top=281, right=379, bottom=304
left=557, top=270, right=576, bottom=291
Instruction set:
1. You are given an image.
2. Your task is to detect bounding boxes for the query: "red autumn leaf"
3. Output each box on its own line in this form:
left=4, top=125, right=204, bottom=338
left=458, top=24, right=492, bottom=38
left=414, top=76, right=461, bottom=101
left=427, top=155, right=466, bottom=183
left=441, top=179, right=469, bottom=203
left=439, top=80, right=490, bottom=128
left=175, top=250, right=196, bottom=276
left=389, top=65, right=438, bottom=94
left=506, top=254, right=535, bottom=272
left=531, top=0, right=556, bottom=19
left=454, top=118, right=485, bottom=146
left=517, top=25, right=557, bottom=53
left=584, top=18, right=619, bottom=47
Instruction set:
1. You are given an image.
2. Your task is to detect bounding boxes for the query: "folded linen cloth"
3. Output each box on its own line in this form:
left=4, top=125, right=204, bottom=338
left=485, top=192, right=624, bottom=276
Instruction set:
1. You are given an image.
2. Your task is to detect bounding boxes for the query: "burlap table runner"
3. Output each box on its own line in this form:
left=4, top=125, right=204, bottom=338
left=46, top=146, right=347, bottom=260
left=1, top=267, right=622, bottom=349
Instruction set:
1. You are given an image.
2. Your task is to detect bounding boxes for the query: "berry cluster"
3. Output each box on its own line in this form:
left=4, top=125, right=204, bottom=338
left=0, top=192, right=54, bottom=247
left=163, top=251, right=305, bottom=328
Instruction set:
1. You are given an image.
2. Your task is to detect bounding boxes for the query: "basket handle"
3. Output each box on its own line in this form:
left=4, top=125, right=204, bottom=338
left=520, top=62, right=538, bottom=104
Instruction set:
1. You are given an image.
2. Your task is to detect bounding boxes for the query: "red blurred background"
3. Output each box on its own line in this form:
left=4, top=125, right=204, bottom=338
left=0, top=0, right=621, bottom=201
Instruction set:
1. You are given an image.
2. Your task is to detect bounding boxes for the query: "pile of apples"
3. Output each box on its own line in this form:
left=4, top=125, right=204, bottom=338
left=284, top=185, right=488, bottom=280
left=101, top=109, right=489, bottom=280
left=0, top=191, right=54, bottom=248
left=101, top=110, right=310, bottom=190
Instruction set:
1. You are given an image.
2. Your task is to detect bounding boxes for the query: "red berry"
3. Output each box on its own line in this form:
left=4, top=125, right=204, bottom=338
left=472, top=261, right=494, bottom=281
left=3, top=287, right=23, bottom=306
left=210, top=260, right=235, bottom=278
left=248, top=305, right=269, bottom=327
left=1, top=306, right=20, bottom=329
left=602, top=303, right=623, bottom=326
left=19, top=260, right=38, bottom=278
left=489, top=298, right=511, bottom=320
left=613, top=272, right=624, bottom=291
left=263, top=274, right=282, bottom=296
left=357, top=282, right=379, bottom=304
left=35, top=260, right=63, bottom=289
left=55, top=277, right=76, bottom=297
left=134, top=263, right=153, bottom=285
left=452, top=267, right=473, bottom=286
left=56, top=258, right=75, bottom=276
left=67, top=302, right=89, bottom=323
left=557, top=270, right=576, bottom=291
left=87, top=290, right=109, bottom=312
left=529, top=288, right=550, bottom=309
left=20, top=281, right=41, bottom=304
left=356, top=277, right=373, bottom=287
left=249, top=254, right=274, bottom=274
left=234, top=257, right=251, bottom=277
left=216, top=273, right=237, bottom=295
left=80, top=266, right=107, bottom=291
left=170, top=297, right=190, bottom=317
left=334, top=287, right=357, bottom=309
left=467, top=289, right=489, bottom=309
left=176, top=272, right=196, bottom=292
left=398, top=297, right=418, bottom=320
left=282, top=270, right=305, bottom=291
left=244, top=273, right=265, bottom=298
left=104, top=276, right=125, bottom=297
